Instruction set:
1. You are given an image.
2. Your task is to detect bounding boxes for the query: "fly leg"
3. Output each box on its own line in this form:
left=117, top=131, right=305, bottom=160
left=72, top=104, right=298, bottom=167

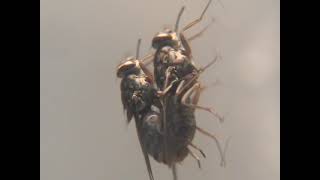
left=181, top=0, right=212, bottom=33
left=180, top=32, right=193, bottom=59
left=191, top=82, right=224, bottom=123
left=175, top=55, right=220, bottom=97
left=187, top=17, right=214, bottom=42
left=164, top=66, right=176, bottom=91
left=196, top=126, right=226, bottom=167
left=178, top=0, right=213, bottom=58
left=180, top=82, right=224, bottom=122
left=188, top=148, right=202, bottom=168
left=172, top=163, right=178, bottom=180
left=188, top=142, right=206, bottom=158
left=157, top=67, right=177, bottom=97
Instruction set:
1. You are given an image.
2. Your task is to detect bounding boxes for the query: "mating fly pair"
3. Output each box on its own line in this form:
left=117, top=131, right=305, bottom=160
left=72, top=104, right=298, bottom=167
left=116, top=0, right=227, bottom=180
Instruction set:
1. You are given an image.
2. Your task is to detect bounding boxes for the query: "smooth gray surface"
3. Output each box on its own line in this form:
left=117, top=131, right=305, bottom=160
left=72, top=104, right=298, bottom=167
left=40, top=0, right=280, bottom=180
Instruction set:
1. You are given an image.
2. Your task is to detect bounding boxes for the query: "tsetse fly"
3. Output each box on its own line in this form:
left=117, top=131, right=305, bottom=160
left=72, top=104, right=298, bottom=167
left=116, top=1, right=228, bottom=180
left=147, top=1, right=226, bottom=179
left=116, top=39, right=159, bottom=180
left=152, top=0, right=223, bottom=122
left=117, top=39, right=180, bottom=180
left=117, top=40, right=224, bottom=180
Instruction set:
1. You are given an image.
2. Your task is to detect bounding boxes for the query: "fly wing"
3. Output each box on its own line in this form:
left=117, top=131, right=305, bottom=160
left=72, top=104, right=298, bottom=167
left=120, top=79, right=134, bottom=123
left=134, top=115, right=155, bottom=180
left=159, top=98, right=169, bottom=165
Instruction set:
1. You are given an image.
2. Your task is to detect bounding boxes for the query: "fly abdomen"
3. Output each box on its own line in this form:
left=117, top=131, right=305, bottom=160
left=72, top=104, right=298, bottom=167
left=166, top=95, right=196, bottom=151
left=141, top=95, right=197, bottom=166
left=140, top=111, right=164, bottom=163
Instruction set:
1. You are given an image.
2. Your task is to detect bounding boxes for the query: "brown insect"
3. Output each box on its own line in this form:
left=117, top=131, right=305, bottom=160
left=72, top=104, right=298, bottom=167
left=117, top=1, right=228, bottom=180
left=146, top=0, right=227, bottom=179
left=117, top=39, right=159, bottom=180
left=116, top=39, right=186, bottom=180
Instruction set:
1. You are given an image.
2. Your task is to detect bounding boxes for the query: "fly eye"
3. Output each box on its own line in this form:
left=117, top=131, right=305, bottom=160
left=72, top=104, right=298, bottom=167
left=116, top=61, right=136, bottom=77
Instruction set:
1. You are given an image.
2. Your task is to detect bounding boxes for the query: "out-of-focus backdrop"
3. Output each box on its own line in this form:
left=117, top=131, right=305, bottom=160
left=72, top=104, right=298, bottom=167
left=40, top=0, right=280, bottom=180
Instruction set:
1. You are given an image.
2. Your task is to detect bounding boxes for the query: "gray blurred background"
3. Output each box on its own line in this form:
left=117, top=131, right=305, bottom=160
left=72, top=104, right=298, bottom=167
left=40, top=0, right=280, bottom=180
